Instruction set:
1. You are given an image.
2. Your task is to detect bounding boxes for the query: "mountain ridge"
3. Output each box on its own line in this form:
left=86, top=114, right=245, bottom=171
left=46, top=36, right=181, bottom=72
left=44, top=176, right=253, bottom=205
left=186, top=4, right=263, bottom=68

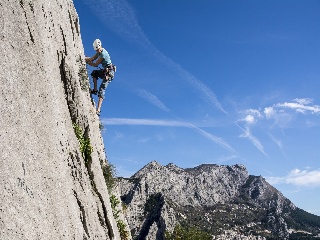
left=119, top=160, right=320, bottom=239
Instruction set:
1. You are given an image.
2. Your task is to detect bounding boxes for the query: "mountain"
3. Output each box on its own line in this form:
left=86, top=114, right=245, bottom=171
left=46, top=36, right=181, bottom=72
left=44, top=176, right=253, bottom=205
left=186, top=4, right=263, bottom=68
left=118, top=161, right=320, bottom=240
left=0, top=0, right=130, bottom=239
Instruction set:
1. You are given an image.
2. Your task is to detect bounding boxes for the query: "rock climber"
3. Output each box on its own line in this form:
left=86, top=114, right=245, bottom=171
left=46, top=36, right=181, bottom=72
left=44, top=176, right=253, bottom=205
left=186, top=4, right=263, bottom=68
left=85, top=39, right=115, bottom=116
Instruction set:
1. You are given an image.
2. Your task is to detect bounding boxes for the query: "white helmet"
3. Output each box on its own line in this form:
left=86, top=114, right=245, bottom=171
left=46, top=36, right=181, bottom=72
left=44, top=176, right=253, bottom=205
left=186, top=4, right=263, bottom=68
left=93, top=39, right=102, bottom=50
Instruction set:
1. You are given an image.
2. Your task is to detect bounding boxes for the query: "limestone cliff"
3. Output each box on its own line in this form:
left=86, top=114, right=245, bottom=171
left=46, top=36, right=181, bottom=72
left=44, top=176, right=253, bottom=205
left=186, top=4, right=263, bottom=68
left=0, top=0, right=129, bottom=239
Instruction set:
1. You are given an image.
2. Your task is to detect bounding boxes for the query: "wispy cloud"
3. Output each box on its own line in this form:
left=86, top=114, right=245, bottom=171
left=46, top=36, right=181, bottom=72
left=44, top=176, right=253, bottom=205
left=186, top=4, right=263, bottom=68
left=236, top=108, right=268, bottom=156
left=240, top=98, right=320, bottom=126
left=136, top=89, right=170, bottom=112
left=166, top=61, right=227, bottom=114
left=84, top=0, right=150, bottom=48
left=187, top=123, right=237, bottom=154
left=102, top=118, right=191, bottom=127
left=264, top=98, right=319, bottom=123
left=275, top=98, right=320, bottom=114
left=237, top=98, right=320, bottom=156
left=239, top=108, right=263, bottom=125
left=267, top=132, right=284, bottom=150
left=236, top=123, right=268, bottom=157
left=266, top=168, right=320, bottom=187
left=83, top=0, right=226, bottom=114
left=102, top=118, right=236, bottom=154
left=267, top=132, right=287, bottom=158
left=216, top=154, right=238, bottom=163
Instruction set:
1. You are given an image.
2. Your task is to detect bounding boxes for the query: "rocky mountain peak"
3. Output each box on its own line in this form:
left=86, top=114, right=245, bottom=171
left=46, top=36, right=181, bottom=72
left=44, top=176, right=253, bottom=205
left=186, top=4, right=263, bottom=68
left=119, top=162, right=320, bottom=240
left=132, top=160, right=163, bottom=178
left=165, top=163, right=184, bottom=173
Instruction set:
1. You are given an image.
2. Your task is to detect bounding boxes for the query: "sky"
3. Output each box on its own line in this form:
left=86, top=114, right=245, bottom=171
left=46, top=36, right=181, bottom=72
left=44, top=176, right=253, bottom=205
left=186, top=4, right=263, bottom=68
left=74, top=0, right=320, bottom=216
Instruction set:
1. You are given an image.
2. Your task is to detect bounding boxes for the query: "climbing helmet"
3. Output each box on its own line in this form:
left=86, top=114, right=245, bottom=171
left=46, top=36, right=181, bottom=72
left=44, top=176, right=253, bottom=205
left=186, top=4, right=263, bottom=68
left=93, top=39, right=102, bottom=50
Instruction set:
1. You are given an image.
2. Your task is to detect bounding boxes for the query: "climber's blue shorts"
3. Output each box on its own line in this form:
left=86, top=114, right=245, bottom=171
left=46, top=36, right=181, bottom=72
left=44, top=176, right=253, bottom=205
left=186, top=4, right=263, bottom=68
left=91, top=69, right=114, bottom=99
left=98, top=79, right=110, bottom=99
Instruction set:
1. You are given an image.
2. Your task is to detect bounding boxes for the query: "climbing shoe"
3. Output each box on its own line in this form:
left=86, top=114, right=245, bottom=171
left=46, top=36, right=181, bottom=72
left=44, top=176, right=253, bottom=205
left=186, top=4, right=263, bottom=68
left=91, top=89, right=98, bottom=95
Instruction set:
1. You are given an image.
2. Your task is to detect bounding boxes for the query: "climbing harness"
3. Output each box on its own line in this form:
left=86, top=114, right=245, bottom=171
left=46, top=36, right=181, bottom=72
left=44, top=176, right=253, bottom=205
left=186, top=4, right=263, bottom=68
left=103, top=63, right=116, bottom=81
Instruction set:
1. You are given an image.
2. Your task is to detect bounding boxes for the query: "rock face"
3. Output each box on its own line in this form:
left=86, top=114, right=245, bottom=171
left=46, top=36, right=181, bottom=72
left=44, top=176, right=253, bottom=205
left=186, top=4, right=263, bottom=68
left=0, top=0, right=127, bottom=239
left=119, top=161, right=320, bottom=240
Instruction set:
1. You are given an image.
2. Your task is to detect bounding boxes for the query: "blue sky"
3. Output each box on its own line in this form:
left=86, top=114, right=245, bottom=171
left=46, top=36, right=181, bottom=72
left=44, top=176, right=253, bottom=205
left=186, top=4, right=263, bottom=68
left=74, top=0, right=320, bottom=215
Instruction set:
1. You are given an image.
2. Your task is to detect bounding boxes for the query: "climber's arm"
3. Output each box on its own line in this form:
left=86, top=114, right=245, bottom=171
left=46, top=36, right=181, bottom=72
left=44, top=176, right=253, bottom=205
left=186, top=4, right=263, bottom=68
left=87, top=57, right=103, bottom=67
left=85, top=53, right=98, bottom=62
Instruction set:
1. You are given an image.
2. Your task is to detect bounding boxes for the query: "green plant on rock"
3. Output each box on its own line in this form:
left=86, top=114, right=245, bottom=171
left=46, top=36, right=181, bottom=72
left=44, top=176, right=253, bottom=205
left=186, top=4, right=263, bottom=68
left=117, top=219, right=130, bottom=240
left=122, top=202, right=127, bottom=213
left=99, top=121, right=105, bottom=132
left=72, top=123, right=93, bottom=165
left=165, top=224, right=212, bottom=240
left=110, top=194, right=130, bottom=240
left=110, top=195, right=121, bottom=219
left=100, top=160, right=117, bottom=192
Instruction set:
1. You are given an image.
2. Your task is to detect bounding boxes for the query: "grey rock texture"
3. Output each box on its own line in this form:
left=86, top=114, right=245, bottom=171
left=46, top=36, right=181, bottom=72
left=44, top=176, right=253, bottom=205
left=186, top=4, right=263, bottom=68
left=126, top=161, right=249, bottom=210
left=119, top=161, right=320, bottom=240
left=0, top=0, right=125, bottom=239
